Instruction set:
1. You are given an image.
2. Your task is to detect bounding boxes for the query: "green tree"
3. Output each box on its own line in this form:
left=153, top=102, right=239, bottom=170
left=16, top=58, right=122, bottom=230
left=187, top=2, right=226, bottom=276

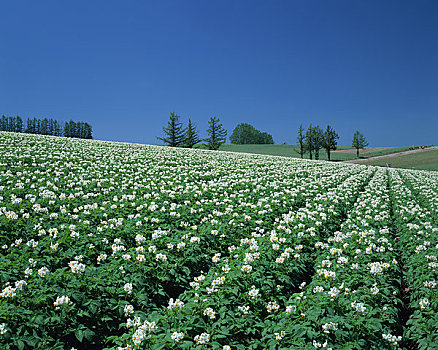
left=64, top=120, right=77, bottom=137
left=84, top=122, right=93, bottom=139
left=157, top=112, right=186, bottom=147
left=312, top=125, right=324, bottom=160
left=230, top=123, right=252, bottom=144
left=258, top=132, right=274, bottom=144
left=323, top=125, right=339, bottom=161
left=41, top=118, right=49, bottom=135
left=184, top=118, right=200, bottom=148
left=296, top=124, right=306, bottom=158
left=205, top=116, right=227, bottom=150
left=305, top=124, right=314, bottom=160
left=352, top=131, right=368, bottom=157
left=0, top=115, right=7, bottom=131
left=230, top=123, right=273, bottom=144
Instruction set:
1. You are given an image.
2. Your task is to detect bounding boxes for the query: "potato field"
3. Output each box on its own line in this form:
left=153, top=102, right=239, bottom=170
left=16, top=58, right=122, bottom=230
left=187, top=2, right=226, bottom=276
left=0, top=132, right=437, bottom=350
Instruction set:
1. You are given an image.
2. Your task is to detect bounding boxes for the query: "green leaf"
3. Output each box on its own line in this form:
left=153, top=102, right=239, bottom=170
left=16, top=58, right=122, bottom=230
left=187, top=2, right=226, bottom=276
left=75, top=330, right=84, bottom=342
left=16, top=340, right=25, bottom=350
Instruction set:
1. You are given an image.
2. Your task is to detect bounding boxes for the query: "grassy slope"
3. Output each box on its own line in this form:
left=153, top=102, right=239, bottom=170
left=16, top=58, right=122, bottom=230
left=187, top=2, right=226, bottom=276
left=194, top=144, right=420, bottom=162
left=354, top=148, right=438, bottom=171
left=217, top=144, right=356, bottom=161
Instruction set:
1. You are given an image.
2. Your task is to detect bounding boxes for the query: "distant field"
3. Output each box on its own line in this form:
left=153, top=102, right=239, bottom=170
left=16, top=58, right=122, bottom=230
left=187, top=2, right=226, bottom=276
left=354, top=148, right=438, bottom=171
left=194, top=144, right=423, bottom=162
left=218, top=144, right=355, bottom=161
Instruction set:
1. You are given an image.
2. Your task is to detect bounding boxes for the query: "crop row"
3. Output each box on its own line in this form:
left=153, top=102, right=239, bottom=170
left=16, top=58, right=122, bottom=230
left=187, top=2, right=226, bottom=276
left=0, top=132, right=367, bottom=349
left=112, top=166, right=376, bottom=349
left=1, top=132, right=438, bottom=350
left=389, top=170, right=438, bottom=349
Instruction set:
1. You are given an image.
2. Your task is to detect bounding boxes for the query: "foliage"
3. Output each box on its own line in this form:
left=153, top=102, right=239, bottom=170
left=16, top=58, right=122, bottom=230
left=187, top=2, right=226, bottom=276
left=312, top=125, right=324, bottom=160
left=305, top=124, right=315, bottom=159
left=0, top=116, right=23, bottom=133
left=1, top=115, right=93, bottom=139
left=296, top=124, right=306, bottom=158
left=0, top=132, right=437, bottom=349
left=205, top=116, right=227, bottom=150
left=63, top=120, right=93, bottom=139
left=184, top=119, right=201, bottom=148
left=352, top=131, right=369, bottom=157
left=305, top=124, right=324, bottom=160
left=157, top=112, right=186, bottom=147
left=322, top=125, right=339, bottom=161
left=230, top=123, right=274, bottom=145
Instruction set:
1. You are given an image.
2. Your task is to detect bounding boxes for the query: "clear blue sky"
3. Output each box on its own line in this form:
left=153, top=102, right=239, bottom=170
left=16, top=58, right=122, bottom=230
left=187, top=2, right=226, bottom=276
left=1, top=1, right=437, bottom=146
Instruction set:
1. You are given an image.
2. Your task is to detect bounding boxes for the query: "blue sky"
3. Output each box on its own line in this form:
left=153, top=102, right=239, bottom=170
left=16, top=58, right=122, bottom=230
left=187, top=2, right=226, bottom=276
left=1, top=1, right=437, bottom=146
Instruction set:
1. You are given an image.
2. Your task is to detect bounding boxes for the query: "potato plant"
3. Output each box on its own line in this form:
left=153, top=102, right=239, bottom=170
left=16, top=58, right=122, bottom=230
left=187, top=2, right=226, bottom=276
left=0, top=132, right=437, bottom=349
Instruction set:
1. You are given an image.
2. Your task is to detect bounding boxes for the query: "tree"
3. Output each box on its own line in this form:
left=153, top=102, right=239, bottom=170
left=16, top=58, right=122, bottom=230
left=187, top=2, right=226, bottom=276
left=205, top=116, right=227, bottom=150
left=312, top=125, right=324, bottom=160
left=0, top=115, right=7, bottom=131
left=184, top=118, right=200, bottom=148
left=84, top=122, right=93, bottom=139
left=305, top=124, right=314, bottom=160
left=296, top=124, right=306, bottom=158
left=41, top=118, right=49, bottom=135
left=230, top=123, right=274, bottom=144
left=352, top=131, right=368, bottom=157
left=157, top=112, right=185, bottom=147
left=258, top=132, right=274, bottom=144
left=323, top=125, right=339, bottom=161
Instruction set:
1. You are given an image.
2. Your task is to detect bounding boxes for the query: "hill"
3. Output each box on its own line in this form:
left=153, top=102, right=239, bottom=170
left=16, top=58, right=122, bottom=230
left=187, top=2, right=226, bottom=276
left=195, top=144, right=422, bottom=162
left=1, top=131, right=437, bottom=349
left=351, top=147, right=438, bottom=171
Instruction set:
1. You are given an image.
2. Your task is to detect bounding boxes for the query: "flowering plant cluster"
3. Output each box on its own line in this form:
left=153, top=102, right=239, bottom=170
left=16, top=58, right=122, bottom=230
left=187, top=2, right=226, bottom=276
left=0, top=132, right=437, bottom=349
left=389, top=170, right=438, bottom=349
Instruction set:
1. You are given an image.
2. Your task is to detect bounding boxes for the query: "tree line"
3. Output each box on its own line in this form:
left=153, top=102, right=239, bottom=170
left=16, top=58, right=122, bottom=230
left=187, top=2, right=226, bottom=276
left=158, top=113, right=227, bottom=150
left=0, top=115, right=93, bottom=139
left=297, top=124, right=368, bottom=160
left=230, top=123, right=274, bottom=144
left=159, top=114, right=369, bottom=157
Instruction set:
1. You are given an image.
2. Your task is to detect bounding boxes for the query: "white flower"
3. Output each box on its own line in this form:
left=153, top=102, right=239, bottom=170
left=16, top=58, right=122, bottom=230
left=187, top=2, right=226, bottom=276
left=327, top=287, right=339, bottom=298
left=274, top=330, right=285, bottom=340
left=0, top=286, right=16, bottom=298
left=322, top=322, right=337, bottom=334
left=382, top=333, right=402, bottom=346
left=54, top=295, right=72, bottom=309
left=38, top=267, right=49, bottom=278
left=419, top=298, right=429, bottom=309
left=204, top=307, right=216, bottom=319
left=267, top=301, right=279, bottom=313
left=194, top=332, right=210, bottom=344
left=241, top=265, right=252, bottom=273
left=171, top=331, right=184, bottom=342
left=285, top=305, right=296, bottom=314
left=68, top=260, right=85, bottom=274
left=168, top=298, right=184, bottom=309
left=351, top=301, right=366, bottom=313
left=124, top=304, right=134, bottom=316
left=24, top=268, right=33, bottom=278
left=212, top=253, right=221, bottom=263
left=423, top=280, right=436, bottom=288
left=0, top=323, right=7, bottom=335
left=238, top=305, right=250, bottom=314
left=248, top=285, right=259, bottom=299
left=155, top=253, right=167, bottom=261
left=123, top=283, right=133, bottom=294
